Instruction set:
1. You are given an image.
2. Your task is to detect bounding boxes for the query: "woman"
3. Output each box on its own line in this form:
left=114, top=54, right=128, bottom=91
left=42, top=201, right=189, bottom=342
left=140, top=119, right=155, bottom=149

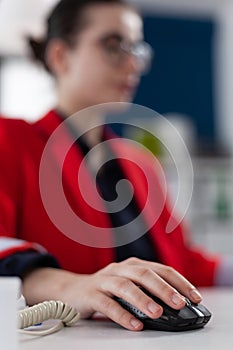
left=0, top=0, right=223, bottom=331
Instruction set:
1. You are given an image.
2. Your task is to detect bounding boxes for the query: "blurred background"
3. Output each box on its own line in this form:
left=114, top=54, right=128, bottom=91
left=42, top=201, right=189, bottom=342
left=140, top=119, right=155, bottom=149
left=1, top=0, right=233, bottom=254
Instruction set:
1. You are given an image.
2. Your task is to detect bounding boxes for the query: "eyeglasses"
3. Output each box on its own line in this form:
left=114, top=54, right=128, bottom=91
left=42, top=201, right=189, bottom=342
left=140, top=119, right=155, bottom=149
left=97, top=32, right=154, bottom=75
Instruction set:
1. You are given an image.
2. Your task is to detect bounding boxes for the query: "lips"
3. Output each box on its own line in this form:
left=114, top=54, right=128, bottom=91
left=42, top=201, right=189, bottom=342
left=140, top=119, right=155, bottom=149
left=118, top=81, right=138, bottom=94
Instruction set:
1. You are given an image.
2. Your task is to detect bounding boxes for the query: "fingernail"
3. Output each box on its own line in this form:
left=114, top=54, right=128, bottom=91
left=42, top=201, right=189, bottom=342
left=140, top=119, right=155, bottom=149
left=130, top=318, right=141, bottom=329
left=148, top=302, right=161, bottom=314
left=190, top=289, right=202, bottom=301
left=172, top=293, right=185, bottom=306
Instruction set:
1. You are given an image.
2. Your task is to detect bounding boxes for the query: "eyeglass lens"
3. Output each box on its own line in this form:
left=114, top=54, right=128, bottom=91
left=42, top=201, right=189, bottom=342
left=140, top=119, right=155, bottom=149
left=99, top=32, right=153, bottom=74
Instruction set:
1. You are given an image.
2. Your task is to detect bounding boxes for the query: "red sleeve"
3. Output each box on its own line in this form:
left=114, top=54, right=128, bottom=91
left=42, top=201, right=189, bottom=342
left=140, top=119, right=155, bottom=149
left=159, top=197, right=220, bottom=287
left=0, top=119, right=45, bottom=259
left=0, top=118, right=22, bottom=237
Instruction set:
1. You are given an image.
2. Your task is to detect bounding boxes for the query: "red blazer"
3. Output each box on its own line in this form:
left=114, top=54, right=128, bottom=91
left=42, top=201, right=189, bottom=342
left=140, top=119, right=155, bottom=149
left=0, top=110, right=219, bottom=286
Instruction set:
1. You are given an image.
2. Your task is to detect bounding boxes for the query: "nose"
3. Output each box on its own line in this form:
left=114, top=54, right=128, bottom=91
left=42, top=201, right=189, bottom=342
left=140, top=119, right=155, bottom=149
left=124, top=53, right=142, bottom=75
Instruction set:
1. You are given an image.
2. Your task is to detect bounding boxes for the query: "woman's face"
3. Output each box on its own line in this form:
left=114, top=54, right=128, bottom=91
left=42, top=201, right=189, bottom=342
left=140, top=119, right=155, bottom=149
left=57, top=4, right=145, bottom=109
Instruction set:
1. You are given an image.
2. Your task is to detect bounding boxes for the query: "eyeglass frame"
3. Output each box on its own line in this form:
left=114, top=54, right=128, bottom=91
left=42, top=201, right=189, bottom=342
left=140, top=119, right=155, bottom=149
left=95, top=32, right=154, bottom=75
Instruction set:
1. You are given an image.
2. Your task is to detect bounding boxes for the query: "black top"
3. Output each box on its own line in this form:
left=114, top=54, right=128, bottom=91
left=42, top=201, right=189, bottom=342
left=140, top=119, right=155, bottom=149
left=76, top=128, right=157, bottom=262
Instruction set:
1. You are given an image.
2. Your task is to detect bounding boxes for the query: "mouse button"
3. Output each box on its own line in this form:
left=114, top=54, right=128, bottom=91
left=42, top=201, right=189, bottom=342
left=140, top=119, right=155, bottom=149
left=178, top=306, right=197, bottom=320
left=162, top=305, right=179, bottom=317
left=195, top=304, right=212, bottom=318
left=161, top=313, right=180, bottom=326
left=194, top=304, right=212, bottom=324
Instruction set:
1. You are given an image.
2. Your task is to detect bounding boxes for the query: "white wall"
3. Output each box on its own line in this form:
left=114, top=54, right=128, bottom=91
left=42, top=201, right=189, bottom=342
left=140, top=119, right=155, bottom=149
left=0, top=0, right=58, bottom=56
left=0, top=58, right=56, bottom=121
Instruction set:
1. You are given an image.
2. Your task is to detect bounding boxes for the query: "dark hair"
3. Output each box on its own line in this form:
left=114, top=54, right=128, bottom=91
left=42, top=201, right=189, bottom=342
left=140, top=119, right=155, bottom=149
left=28, top=0, right=132, bottom=72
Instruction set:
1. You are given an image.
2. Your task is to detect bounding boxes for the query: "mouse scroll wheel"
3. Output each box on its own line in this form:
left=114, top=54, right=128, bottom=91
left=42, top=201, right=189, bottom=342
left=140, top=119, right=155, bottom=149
left=185, top=298, right=192, bottom=305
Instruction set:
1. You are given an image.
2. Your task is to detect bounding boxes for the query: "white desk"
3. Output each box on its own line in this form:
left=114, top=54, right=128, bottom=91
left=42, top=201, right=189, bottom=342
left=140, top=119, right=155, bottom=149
left=19, top=288, right=233, bottom=350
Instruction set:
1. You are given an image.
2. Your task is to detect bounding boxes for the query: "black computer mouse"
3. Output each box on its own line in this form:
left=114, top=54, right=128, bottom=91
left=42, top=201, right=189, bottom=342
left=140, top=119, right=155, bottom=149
left=114, top=288, right=211, bottom=331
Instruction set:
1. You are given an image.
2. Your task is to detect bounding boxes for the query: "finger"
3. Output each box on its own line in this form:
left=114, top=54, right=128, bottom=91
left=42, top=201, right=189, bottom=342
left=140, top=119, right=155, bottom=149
left=110, top=265, right=187, bottom=310
left=99, top=276, right=163, bottom=319
left=91, top=291, right=144, bottom=331
left=151, top=263, right=202, bottom=303
left=126, top=259, right=202, bottom=304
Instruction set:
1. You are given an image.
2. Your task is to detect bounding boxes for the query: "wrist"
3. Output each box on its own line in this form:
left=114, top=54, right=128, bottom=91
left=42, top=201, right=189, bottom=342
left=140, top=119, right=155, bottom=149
left=22, top=267, right=78, bottom=305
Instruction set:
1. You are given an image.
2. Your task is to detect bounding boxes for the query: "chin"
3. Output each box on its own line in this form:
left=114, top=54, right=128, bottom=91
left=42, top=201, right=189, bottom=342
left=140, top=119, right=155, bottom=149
left=95, top=101, right=131, bottom=115
left=92, top=92, right=134, bottom=113
left=112, top=93, right=135, bottom=104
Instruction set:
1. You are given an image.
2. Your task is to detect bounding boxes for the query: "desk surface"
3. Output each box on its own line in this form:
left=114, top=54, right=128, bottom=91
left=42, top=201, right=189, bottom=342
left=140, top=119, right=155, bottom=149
left=19, top=288, right=233, bottom=350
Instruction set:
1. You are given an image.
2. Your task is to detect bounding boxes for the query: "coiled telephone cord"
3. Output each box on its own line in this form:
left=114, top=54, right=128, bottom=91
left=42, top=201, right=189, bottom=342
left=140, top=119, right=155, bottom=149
left=18, top=300, right=80, bottom=336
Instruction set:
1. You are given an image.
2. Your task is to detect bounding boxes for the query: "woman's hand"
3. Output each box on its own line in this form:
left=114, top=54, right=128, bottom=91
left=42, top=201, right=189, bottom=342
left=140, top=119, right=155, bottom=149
left=22, top=257, right=202, bottom=331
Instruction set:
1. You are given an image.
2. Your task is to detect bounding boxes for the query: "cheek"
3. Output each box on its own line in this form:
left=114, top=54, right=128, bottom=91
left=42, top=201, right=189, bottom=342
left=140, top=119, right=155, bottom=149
left=79, top=67, right=114, bottom=101
left=66, top=55, right=130, bottom=103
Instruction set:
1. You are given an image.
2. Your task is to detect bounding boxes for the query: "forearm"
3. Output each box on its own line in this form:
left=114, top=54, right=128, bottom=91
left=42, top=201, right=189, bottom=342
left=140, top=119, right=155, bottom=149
left=22, top=267, right=87, bottom=306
